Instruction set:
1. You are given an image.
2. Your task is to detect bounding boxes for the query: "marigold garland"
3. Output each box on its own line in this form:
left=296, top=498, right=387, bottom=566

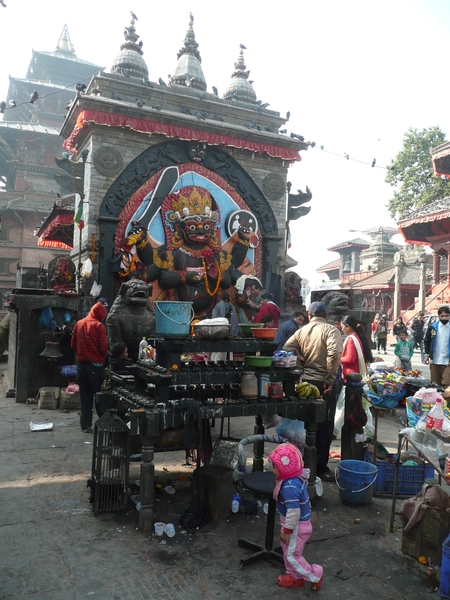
left=202, top=258, right=221, bottom=297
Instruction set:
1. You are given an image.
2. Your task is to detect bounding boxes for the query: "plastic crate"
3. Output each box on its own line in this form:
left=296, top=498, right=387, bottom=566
left=374, top=459, right=435, bottom=496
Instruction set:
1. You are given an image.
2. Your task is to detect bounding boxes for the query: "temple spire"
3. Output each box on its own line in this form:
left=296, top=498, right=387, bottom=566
left=110, top=15, right=149, bottom=79
left=222, top=45, right=256, bottom=103
left=170, top=14, right=207, bottom=91
left=56, top=25, right=76, bottom=55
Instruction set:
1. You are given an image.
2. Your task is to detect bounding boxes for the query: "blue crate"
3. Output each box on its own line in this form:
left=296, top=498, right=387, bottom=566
left=374, top=459, right=435, bottom=496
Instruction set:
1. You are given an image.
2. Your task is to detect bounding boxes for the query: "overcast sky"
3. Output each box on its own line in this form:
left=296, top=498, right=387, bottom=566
left=1, top=0, right=450, bottom=285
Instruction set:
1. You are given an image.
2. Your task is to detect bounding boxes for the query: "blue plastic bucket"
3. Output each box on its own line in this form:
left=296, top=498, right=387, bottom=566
left=439, top=534, right=450, bottom=598
left=155, top=301, right=194, bottom=337
left=336, top=460, right=378, bottom=506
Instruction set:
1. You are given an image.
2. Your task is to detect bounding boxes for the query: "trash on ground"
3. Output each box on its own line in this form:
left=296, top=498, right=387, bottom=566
left=30, top=421, right=53, bottom=431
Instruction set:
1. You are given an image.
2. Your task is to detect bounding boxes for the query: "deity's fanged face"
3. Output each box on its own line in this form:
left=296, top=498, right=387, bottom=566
left=177, top=215, right=214, bottom=245
left=164, top=186, right=220, bottom=249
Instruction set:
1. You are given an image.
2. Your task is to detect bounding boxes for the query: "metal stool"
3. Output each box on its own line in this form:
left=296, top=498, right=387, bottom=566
left=238, top=471, right=284, bottom=568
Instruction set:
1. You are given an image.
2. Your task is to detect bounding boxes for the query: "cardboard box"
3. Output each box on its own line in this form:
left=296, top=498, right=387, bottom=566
left=60, top=389, right=80, bottom=410
left=38, top=387, right=60, bottom=410
left=402, top=507, right=450, bottom=565
left=272, top=355, right=297, bottom=368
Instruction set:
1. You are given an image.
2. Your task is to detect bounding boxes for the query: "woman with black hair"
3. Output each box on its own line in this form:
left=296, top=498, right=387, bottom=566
left=340, top=315, right=373, bottom=462
left=341, top=315, right=373, bottom=378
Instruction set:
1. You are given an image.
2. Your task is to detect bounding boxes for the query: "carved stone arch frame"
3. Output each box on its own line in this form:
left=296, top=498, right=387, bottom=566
left=98, top=139, right=281, bottom=305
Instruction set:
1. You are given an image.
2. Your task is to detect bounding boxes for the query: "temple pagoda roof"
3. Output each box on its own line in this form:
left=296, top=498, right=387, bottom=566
left=348, top=263, right=421, bottom=289
left=327, top=238, right=370, bottom=252
left=397, top=196, right=450, bottom=245
left=316, top=258, right=340, bottom=273
left=0, top=121, right=59, bottom=135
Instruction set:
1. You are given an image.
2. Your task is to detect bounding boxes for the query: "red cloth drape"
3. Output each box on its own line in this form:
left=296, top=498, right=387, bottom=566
left=63, top=109, right=301, bottom=162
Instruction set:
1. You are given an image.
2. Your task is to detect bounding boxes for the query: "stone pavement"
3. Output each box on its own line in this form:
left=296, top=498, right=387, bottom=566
left=0, top=347, right=441, bottom=600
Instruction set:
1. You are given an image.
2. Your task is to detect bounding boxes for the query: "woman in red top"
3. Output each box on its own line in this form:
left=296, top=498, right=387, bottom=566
left=341, top=315, right=373, bottom=379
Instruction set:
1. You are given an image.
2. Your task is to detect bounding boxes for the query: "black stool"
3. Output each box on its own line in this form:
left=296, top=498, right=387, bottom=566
left=238, top=471, right=284, bottom=568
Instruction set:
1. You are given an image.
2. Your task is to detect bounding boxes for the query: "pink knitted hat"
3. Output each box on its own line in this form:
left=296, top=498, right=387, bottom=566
left=268, top=443, right=304, bottom=481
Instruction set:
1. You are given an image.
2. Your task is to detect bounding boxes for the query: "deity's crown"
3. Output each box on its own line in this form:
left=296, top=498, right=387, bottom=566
left=171, top=186, right=212, bottom=218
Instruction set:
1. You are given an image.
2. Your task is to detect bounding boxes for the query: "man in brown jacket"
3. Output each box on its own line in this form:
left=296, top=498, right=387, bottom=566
left=283, top=301, right=343, bottom=481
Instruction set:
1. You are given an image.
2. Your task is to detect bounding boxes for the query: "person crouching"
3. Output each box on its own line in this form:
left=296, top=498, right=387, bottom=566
left=268, top=443, right=323, bottom=590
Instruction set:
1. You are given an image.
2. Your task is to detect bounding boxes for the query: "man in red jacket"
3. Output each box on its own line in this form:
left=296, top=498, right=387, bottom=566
left=71, top=302, right=108, bottom=432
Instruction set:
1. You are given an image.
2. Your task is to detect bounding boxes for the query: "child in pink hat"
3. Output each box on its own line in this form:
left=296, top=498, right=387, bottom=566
left=268, top=442, right=323, bottom=590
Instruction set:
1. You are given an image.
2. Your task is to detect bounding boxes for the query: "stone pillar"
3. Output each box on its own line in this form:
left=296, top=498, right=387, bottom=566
left=419, top=254, right=428, bottom=314
left=433, top=252, right=440, bottom=285
left=393, top=257, right=403, bottom=319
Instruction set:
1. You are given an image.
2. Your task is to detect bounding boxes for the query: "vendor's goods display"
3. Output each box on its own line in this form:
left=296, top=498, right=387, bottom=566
left=364, top=363, right=407, bottom=408
left=295, top=382, right=321, bottom=399
left=272, top=351, right=297, bottom=368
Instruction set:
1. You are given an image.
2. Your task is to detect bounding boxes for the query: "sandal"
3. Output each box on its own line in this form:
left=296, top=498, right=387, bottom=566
left=276, top=574, right=304, bottom=588
left=311, top=575, right=323, bottom=591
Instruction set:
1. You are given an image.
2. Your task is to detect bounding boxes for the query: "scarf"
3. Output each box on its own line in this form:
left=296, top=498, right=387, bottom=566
left=273, top=468, right=311, bottom=501
left=344, top=333, right=367, bottom=377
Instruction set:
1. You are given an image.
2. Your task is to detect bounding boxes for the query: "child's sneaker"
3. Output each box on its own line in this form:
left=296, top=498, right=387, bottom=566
left=311, top=575, right=323, bottom=591
left=276, top=574, right=304, bottom=588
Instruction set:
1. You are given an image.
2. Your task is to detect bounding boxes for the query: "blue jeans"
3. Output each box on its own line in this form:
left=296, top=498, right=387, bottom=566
left=76, top=362, right=104, bottom=429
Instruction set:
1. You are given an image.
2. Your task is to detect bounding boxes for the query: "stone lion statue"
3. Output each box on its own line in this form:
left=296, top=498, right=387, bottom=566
left=321, top=291, right=350, bottom=322
left=106, top=280, right=156, bottom=360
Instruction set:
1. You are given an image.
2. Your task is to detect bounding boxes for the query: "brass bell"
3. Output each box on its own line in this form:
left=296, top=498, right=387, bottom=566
left=39, top=340, right=63, bottom=359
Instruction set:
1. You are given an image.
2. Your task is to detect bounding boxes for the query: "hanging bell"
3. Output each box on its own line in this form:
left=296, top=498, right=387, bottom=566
left=39, top=340, right=63, bottom=359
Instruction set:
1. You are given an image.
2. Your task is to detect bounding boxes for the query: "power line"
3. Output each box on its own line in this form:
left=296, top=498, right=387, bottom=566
left=313, top=145, right=391, bottom=171
left=0, top=75, right=93, bottom=113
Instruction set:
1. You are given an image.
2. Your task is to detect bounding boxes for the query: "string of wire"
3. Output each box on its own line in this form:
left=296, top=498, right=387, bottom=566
left=1, top=76, right=397, bottom=170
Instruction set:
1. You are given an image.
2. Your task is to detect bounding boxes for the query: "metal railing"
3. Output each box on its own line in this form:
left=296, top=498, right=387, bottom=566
left=399, top=273, right=450, bottom=322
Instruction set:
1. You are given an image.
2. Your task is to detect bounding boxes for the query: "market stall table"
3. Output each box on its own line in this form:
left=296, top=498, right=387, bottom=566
left=103, top=336, right=327, bottom=533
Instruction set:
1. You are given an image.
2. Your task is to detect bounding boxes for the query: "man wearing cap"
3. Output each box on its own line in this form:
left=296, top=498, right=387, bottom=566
left=283, top=301, right=343, bottom=481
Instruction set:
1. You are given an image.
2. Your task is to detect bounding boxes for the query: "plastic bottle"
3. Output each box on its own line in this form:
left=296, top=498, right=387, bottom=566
left=424, top=397, right=445, bottom=452
left=263, top=503, right=269, bottom=515
left=426, top=397, right=445, bottom=431
left=231, top=500, right=240, bottom=513
left=139, top=337, right=147, bottom=360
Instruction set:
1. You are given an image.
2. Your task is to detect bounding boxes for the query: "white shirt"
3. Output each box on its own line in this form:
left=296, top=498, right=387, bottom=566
left=433, top=321, right=450, bottom=365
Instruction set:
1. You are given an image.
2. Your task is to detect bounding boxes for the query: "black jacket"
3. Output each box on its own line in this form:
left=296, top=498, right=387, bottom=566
left=411, top=318, right=424, bottom=337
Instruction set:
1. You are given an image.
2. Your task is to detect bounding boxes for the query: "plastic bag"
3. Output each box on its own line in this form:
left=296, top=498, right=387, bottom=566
left=364, top=408, right=374, bottom=436
left=333, top=386, right=346, bottom=437
left=38, top=306, right=56, bottom=330
left=262, top=413, right=282, bottom=429
left=275, top=418, right=306, bottom=449
left=65, top=382, right=79, bottom=393
left=90, top=280, right=102, bottom=297
left=413, top=387, right=444, bottom=405
left=81, top=258, right=93, bottom=278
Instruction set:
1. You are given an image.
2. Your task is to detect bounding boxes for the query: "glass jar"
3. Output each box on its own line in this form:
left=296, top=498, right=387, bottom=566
left=241, top=371, right=258, bottom=400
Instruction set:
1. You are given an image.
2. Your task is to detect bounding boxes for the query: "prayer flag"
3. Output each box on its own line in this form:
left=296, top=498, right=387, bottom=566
left=74, top=198, right=84, bottom=230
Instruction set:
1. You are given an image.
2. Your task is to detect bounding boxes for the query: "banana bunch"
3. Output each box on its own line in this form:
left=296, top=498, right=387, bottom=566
left=295, top=382, right=321, bottom=399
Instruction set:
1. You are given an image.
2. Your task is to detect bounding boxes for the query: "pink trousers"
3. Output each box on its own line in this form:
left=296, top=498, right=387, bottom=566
left=280, top=516, right=323, bottom=583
